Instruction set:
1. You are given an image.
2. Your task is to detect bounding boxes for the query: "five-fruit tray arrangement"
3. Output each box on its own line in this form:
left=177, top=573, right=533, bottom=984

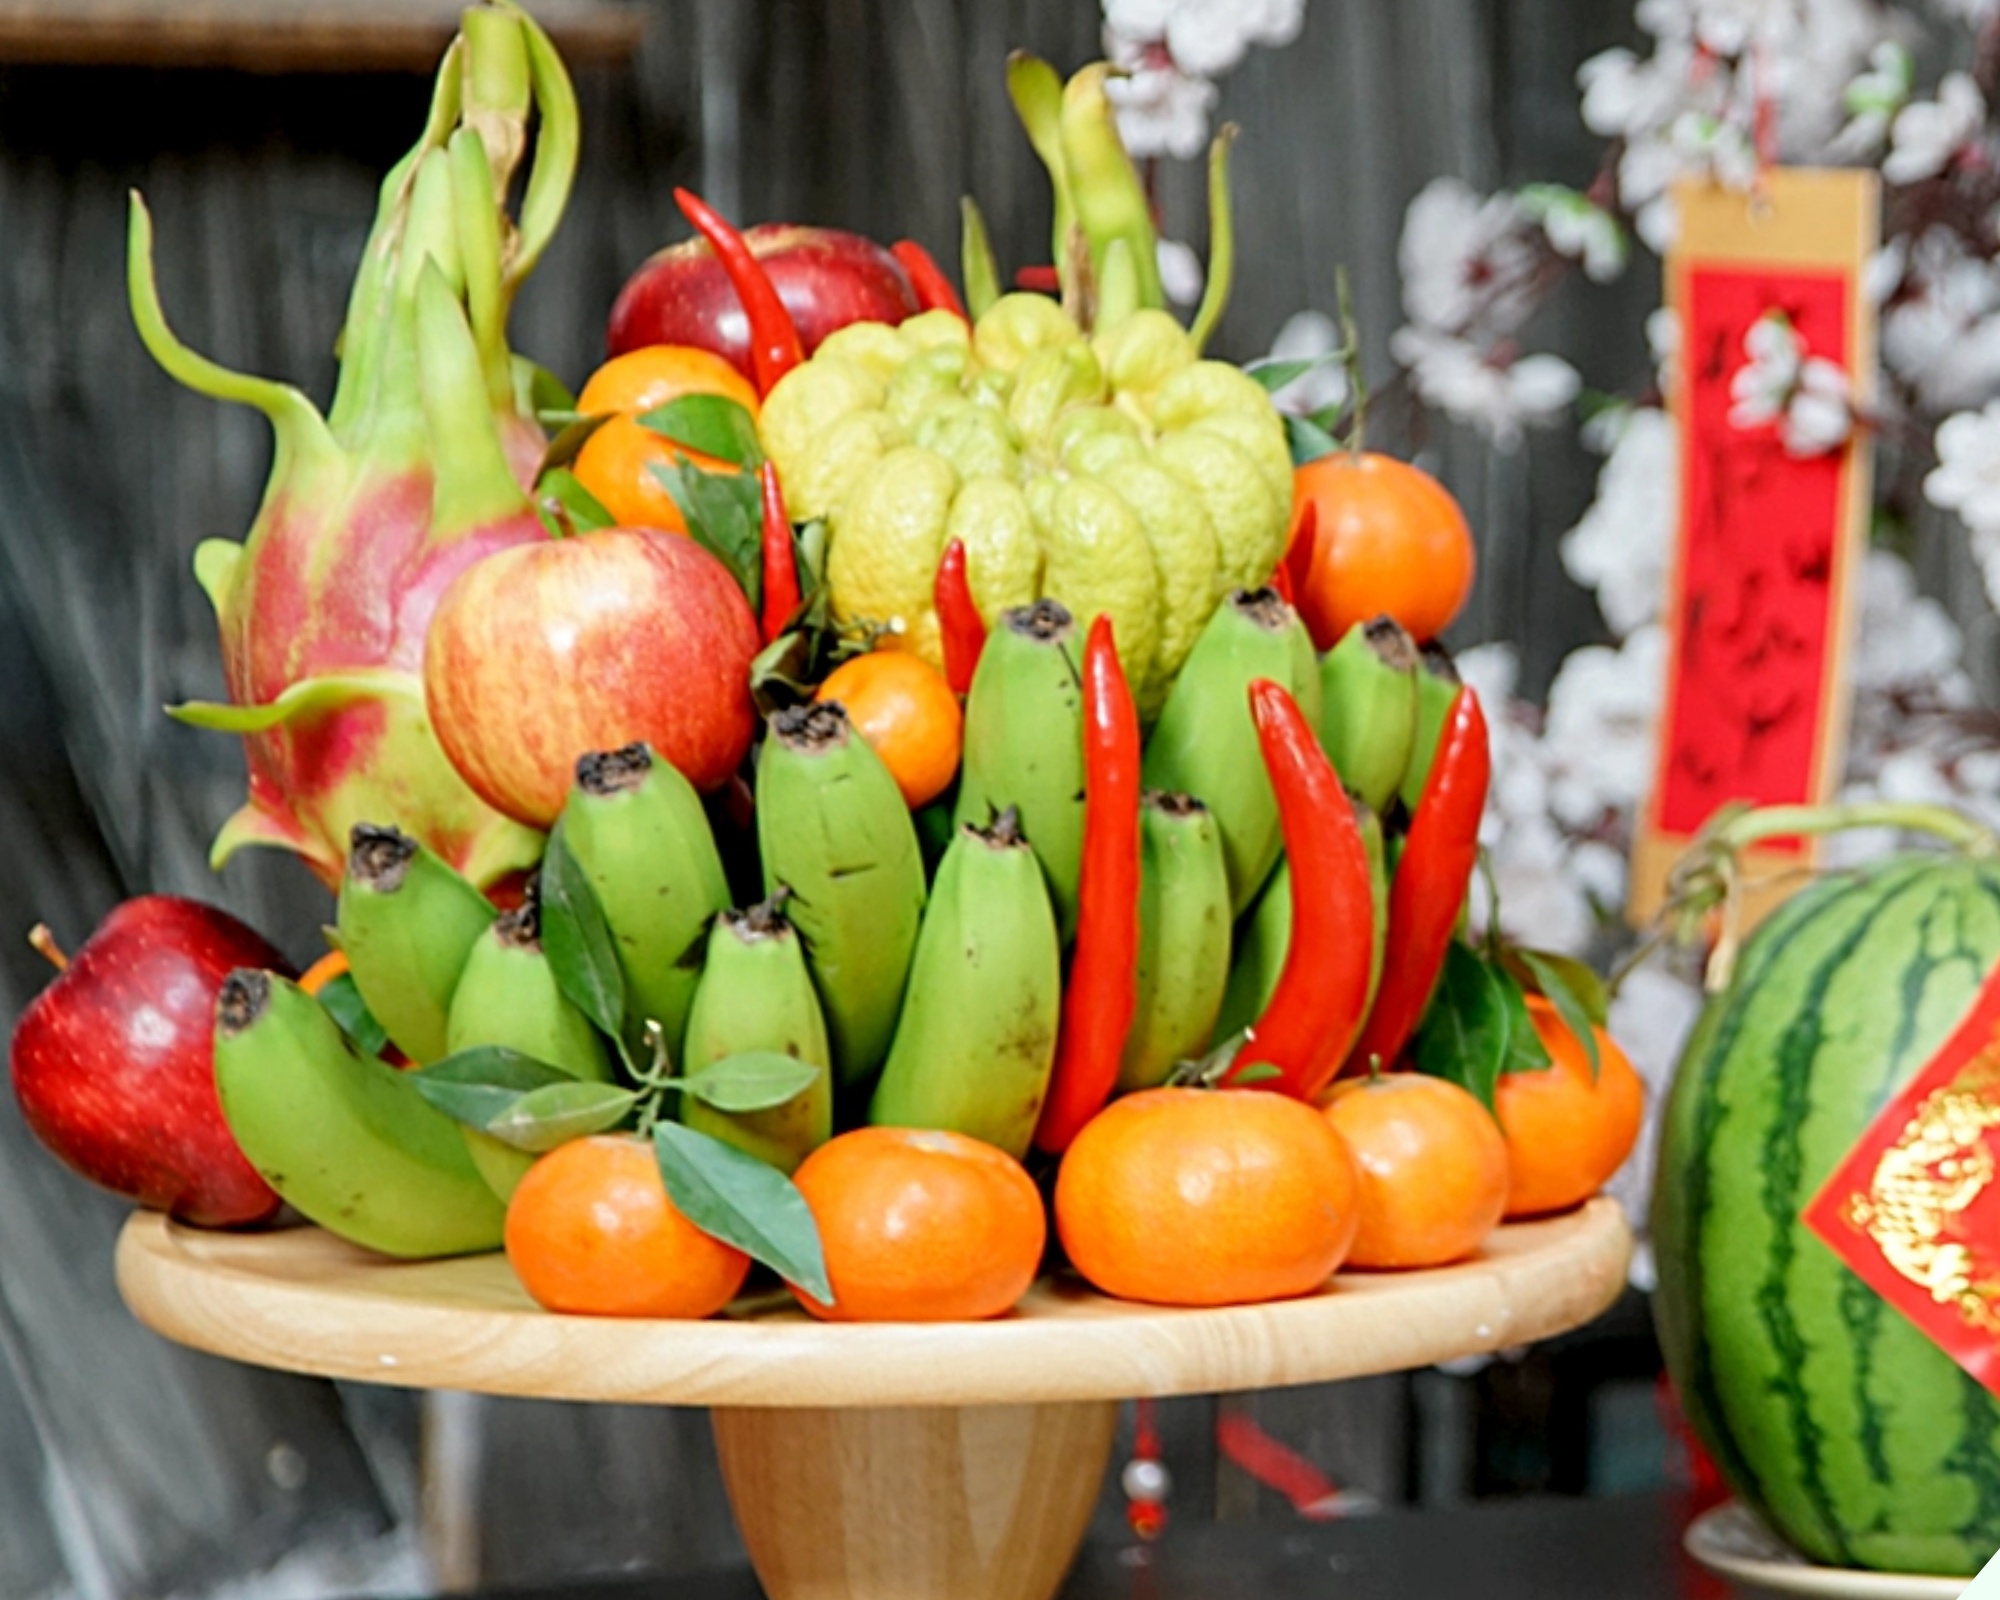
left=9, top=3, right=1646, bottom=1328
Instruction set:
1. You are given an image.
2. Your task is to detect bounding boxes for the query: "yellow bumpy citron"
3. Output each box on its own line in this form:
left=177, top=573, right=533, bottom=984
left=759, top=289, right=1289, bottom=705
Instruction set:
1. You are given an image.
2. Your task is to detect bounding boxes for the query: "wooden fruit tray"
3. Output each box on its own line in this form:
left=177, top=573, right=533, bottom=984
left=117, top=1198, right=1631, bottom=1600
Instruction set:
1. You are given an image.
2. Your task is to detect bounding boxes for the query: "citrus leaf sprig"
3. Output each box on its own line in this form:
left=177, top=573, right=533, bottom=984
left=411, top=832, right=832, bottom=1303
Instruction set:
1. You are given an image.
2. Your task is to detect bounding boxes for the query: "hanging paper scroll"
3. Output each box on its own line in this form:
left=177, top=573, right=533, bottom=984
left=1626, top=170, right=1879, bottom=931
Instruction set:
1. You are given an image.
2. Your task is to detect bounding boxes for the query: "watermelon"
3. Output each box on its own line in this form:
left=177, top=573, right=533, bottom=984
left=1653, top=852, right=2000, bottom=1576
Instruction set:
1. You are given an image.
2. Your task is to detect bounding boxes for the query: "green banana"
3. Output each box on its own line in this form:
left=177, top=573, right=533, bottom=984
left=213, top=970, right=506, bottom=1258
left=867, top=808, right=1062, bottom=1159
left=1357, top=803, right=1390, bottom=1024
left=559, top=743, right=731, bottom=1055
left=1318, top=617, right=1420, bottom=815
left=336, top=823, right=496, bottom=1064
left=680, top=894, right=833, bottom=1175
left=953, top=599, right=1087, bottom=940
left=1397, top=644, right=1464, bottom=814
left=1211, top=855, right=1290, bottom=1047
left=444, top=890, right=613, bottom=1083
left=1209, top=802, right=1390, bottom=1056
left=1117, top=791, right=1232, bottom=1092
left=1141, top=588, right=1320, bottom=916
left=757, top=701, right=927, bottom=1097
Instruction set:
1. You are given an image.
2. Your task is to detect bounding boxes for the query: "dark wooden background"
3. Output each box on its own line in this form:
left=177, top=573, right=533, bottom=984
left=0, top=1, right=1655, bottom=1593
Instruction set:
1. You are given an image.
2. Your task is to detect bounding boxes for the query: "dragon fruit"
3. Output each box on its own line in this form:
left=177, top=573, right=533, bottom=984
left=131, top=3, right=575, bottom=890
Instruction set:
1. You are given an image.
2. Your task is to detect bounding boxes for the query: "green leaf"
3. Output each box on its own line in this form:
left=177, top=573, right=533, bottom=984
left=1493, top=962, right=1554, bottom=1078
left=1245, top=358, right=1319, bottom=393
left=1410, top=942, right=1512, bottom=1113
left=534, top=411, right=612, bottom=480
left=535, top=467, right=616, bottom=536
left=681, top=1052, right=822, bottom=1113
left=656, top=462, right=763, bottom=613
left=1231, top=1062, right=1283, bottom=1086
left=1511, top=947, right=1605, bottom=1079
left=638, top=394, right=764, bottom=469
left=538, top=821, right=627, bottom=1041
left=526, top=361, right=578, bottom=416
left=484, top=1081, right=639, bottom=1153
left=653, top=1121, right=831, bottom=1302
left=316, top=972, right=389, bottom=1059
left=1284, top=412, right=1340, bottom=467
left=412, top=1047, right=575, bottom=1129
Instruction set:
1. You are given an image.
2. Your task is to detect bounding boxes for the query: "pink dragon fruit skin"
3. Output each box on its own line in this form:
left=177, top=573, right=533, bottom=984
left=132, top=7, right=577, bottom=890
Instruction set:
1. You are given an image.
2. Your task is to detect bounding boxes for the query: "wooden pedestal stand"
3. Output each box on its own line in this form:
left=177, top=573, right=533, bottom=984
left=117, top=1199, right=1630, bottom=1600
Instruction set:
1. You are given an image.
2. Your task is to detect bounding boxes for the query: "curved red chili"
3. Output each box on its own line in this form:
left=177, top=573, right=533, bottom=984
left=672, top=187, right=805, bottom=394
left=1230, top=678, right=1374, bottom=1100
left=1344, top=686, right=1491, bottom=1074
left=1033, top=614, right=1142, bottom=1154
left=758, top=462, right=801, bottom=644
left=891, top=240, right=968, bottom=322
left=934, top=538, right=987, bottom=695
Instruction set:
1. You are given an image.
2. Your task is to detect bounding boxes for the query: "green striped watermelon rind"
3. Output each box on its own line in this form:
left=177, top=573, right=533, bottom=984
left=1652, top=853, right=2000, bottom=1579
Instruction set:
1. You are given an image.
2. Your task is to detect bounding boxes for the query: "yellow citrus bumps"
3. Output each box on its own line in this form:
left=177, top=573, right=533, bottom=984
left=761, top=302, right=1289, bottom=711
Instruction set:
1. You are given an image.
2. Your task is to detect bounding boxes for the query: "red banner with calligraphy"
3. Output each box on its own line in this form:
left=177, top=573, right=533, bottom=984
left=1627, top=171, right=1878, bottom=932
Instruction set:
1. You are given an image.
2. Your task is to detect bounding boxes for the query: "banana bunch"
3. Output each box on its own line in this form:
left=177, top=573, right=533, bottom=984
left=204, top=589, right=1446, bottom=1265
left=760, top=304, right=1289, bottom=714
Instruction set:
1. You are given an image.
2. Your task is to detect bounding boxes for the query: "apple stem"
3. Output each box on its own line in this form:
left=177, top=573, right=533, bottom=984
left=27, top=924, right=67, bottom=971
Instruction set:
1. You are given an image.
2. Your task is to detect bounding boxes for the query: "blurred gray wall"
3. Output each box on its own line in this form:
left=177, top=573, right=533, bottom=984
left=0, top=0, right=1649, bottom=1592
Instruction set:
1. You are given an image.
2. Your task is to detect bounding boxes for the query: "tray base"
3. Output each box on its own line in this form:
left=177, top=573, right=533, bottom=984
left=714, top=1401, right=1117, bottom=1600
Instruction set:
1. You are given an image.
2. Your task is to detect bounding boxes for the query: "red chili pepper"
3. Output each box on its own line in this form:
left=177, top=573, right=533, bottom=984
left=1229, top=679, right=1375, bottom=1100
left=1269, top=559, right=1296, bottom=607
left=673, top=187, right=805, bottom=395
left=933, top=539, right=987, bottom=695
left=1284, top=501, right=1319, bottom=597
left=1033, top=615, right=1142, bottom=1154
left=758, top=462, right=801, bottom=644
left=1344, top=686, right=1492, bottom=1074
left=1014, top=265, right=1062, bottom=294
left=891, top=240, right=968, bottom=322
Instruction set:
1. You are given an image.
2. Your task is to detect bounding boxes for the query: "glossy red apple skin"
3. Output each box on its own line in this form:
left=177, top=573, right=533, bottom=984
left=606, top=225, right=920, bottom=379
left=9, top=896, right=290, bottom=1227
left=424, top=527, right=761, bottom=828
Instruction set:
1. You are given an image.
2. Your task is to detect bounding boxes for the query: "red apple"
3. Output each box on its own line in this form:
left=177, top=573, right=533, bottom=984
left=607, top=224, right=920, bottom=379
left=424, top=527, right=760, bottom=828
left=9, top=897, right=291, bottom=1227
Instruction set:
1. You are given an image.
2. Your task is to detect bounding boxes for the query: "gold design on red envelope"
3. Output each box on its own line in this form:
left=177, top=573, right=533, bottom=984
left=1843, top=1047, right=2000, bottom=1336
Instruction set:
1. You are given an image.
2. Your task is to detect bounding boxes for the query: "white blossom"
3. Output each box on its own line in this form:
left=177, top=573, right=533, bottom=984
left=1880, top=229, right=2000, bottom=411
left=1727, top=311, right=1853, bottom=455
left=1883, top=71, right=1985, bottom=184
left=1562, top=407, right=1677, bottom=638
left=1519, top=185, right=1628, bottom=282
left=1648, top=306, right=1681, bottom=396
left=1541, top=626, right=1668, bottom=829
left=1389, top=326, right=1581, bottom=449
left=1926, top=402, right=2000, bottom=533
left=1927, top=404, right=2000, bottom=612
left=1103, top=0, right=1305, bottom=80
left=1156, top=237, right=1205, bottom=307
left=1260, top=309, right=1349, bottom=416
left=1829, top=40, right=1913, bottom=159
left=1398, top=179, right=1541, bottom=336
left=1103, top=49, right=1219, bottom=160
left=1849, top=549, right=1965, bottom=694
